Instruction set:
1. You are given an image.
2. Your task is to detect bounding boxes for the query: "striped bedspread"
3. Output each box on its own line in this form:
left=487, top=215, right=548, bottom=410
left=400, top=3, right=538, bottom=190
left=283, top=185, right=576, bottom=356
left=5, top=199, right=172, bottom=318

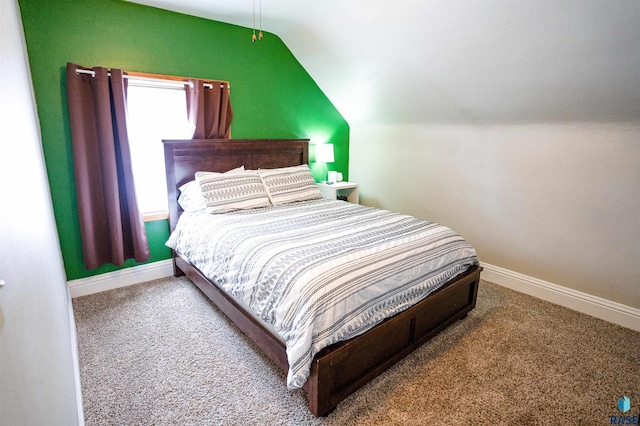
left=166, top=199, right=478, bottom=389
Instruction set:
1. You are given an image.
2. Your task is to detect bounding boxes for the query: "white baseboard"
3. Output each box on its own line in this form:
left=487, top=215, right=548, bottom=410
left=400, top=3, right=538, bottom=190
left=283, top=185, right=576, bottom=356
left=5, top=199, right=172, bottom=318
left=68, top=259, right=174, bottom=298
left=65, top=285, right=85, bottom=425
left=66, top=259, right=640, bottom=332
left=481, top=262, right=640, bottom=332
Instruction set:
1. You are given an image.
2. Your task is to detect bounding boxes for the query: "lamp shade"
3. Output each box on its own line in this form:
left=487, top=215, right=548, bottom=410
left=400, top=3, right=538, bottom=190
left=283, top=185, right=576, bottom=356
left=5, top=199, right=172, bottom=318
left=315, top=144, right=334, bottom=163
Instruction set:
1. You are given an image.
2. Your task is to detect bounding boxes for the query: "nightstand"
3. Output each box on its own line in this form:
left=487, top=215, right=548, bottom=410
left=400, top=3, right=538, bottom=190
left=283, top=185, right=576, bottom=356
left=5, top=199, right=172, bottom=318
left=317, top=182, right=359, bottom=204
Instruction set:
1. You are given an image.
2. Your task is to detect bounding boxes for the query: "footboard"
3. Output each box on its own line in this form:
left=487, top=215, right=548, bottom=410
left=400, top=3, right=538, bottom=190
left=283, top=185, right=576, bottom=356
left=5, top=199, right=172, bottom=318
left=303, top=265, right=481, bottom=416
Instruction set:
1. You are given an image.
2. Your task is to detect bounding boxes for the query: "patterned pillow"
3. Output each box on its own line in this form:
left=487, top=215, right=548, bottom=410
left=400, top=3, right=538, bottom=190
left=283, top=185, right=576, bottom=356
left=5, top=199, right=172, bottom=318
left=178, top=167, right=245, bottom=212
left=195, top=170, right=271, bottom=213
left=259, top=164, right=323, bottom=205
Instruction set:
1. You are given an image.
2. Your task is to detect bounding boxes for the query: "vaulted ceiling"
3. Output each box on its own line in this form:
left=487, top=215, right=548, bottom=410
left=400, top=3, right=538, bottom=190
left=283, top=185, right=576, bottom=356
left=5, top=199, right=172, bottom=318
left=129, top=0, right=640, bottom=125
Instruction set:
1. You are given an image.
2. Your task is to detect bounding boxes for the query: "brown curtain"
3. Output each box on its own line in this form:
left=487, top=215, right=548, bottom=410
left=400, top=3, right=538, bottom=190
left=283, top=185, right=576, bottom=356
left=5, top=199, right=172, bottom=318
left=66, top=62, right=150, bottom=269
left=186, top=79, right=233, bottom=139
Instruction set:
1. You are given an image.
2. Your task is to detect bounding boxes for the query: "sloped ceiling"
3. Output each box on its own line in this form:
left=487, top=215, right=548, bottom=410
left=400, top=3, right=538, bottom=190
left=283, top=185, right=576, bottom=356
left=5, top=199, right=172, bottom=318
left=129, top=0, right=640, bottom=125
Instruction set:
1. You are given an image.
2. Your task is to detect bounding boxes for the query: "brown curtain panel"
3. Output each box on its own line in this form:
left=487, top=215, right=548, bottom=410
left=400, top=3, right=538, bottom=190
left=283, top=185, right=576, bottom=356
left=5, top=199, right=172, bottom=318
left=66, top=62, right=150, bottom=269
left=186, top=79, right=233, bottom=139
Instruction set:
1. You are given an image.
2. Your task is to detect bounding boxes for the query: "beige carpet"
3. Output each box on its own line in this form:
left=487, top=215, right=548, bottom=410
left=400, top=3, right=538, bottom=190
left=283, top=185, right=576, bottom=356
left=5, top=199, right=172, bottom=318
left=72, top=276, right=639, bottom=425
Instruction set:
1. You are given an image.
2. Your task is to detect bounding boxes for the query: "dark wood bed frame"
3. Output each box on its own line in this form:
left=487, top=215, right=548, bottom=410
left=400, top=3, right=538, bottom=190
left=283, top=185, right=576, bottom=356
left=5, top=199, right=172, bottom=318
left=163, top=138, right=482, bottom=417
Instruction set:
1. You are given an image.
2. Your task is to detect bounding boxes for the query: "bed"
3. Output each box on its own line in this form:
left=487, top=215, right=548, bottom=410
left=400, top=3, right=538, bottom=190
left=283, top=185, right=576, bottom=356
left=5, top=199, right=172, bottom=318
left=163, top=138, right=482, bottom=416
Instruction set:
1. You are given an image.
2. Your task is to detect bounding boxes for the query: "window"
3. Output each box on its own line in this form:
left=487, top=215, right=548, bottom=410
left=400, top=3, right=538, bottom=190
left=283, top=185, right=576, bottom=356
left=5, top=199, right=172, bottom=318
left=126, top=84, right=191, bottom=219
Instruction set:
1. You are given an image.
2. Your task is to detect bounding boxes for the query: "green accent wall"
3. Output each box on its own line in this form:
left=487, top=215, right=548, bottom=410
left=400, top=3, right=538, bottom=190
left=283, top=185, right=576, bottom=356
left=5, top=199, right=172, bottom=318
left=18, top=0, right=349, bottom=280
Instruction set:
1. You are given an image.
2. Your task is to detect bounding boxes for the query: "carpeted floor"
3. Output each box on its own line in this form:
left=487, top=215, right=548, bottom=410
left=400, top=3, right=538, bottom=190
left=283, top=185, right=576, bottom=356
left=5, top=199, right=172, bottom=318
left=72, top=277, right=639, bottom=425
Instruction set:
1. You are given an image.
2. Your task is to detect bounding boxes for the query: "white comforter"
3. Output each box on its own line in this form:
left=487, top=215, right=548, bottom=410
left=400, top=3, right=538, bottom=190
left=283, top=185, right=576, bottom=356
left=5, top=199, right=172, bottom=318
left=166, top=199, right=478, bottom=389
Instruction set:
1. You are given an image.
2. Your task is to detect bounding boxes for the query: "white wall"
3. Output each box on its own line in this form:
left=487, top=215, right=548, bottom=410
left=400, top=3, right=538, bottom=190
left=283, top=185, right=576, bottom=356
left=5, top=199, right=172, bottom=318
left=350, top=123, right=640, bottom=310
left=0, top=1, right=84, bottom=424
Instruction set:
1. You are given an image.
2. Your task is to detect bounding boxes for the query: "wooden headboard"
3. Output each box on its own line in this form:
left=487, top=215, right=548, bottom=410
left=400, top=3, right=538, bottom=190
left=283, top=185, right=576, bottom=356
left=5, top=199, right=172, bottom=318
left=163, top=138, right=309, bottom=231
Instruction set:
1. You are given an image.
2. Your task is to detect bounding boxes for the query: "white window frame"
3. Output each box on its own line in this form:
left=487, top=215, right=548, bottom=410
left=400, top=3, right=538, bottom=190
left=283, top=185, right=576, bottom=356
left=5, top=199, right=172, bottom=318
left=126, top=82, right=192, bottom=221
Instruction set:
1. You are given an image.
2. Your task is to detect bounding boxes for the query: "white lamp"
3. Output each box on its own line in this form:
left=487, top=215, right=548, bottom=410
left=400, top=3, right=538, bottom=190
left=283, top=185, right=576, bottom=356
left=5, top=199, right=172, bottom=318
left=315, top=144, right=334, bottom=183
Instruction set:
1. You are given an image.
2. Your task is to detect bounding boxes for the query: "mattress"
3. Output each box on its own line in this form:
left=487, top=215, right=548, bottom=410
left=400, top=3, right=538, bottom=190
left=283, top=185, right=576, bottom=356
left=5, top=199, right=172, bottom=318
left=166, top=199, right=478, bottom=389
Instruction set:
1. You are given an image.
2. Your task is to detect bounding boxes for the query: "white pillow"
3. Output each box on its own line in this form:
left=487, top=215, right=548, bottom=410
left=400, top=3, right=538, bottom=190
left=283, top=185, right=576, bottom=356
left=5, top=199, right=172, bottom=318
left=178, top=166, right=244, bottom=212
left=259, top=164, right=323, bottom=205
left=177, top=181, right=206, bottom=212
left=196, top=170, right=271, bottom=214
